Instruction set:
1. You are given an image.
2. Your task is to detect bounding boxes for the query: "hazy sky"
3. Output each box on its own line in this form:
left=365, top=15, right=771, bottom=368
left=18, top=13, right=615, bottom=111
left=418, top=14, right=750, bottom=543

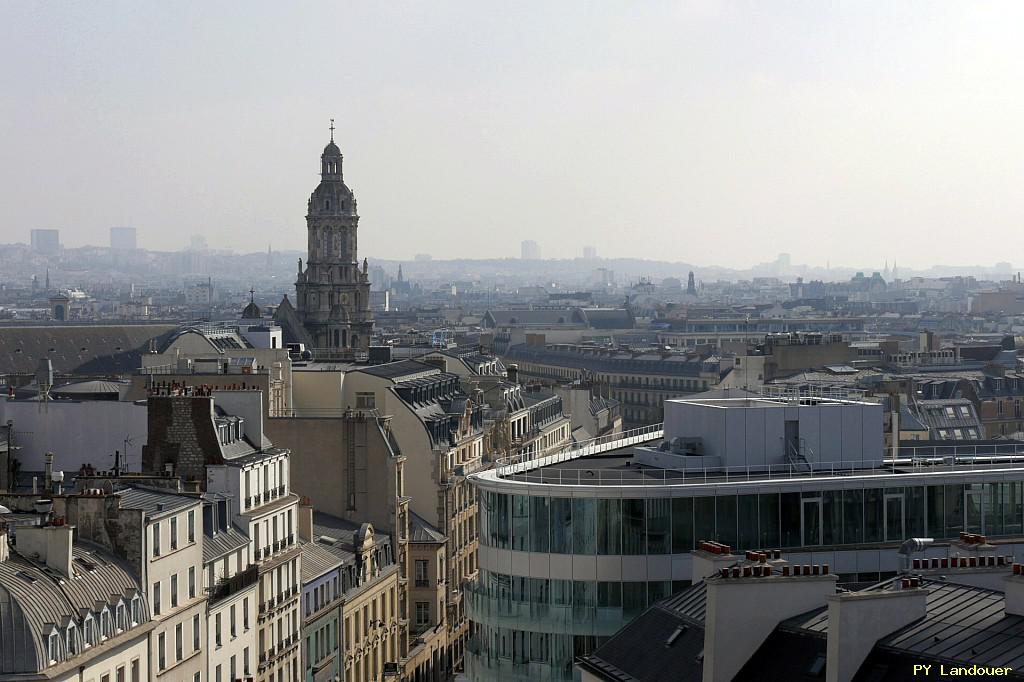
left=2, top=2, right=1022, bottom=269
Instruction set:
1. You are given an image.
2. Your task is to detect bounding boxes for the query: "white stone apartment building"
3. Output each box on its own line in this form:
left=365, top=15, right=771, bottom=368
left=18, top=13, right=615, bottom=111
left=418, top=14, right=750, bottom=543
left=112, top=488, right=207, bottom=682
left=143, top=388, right=302, bottom=682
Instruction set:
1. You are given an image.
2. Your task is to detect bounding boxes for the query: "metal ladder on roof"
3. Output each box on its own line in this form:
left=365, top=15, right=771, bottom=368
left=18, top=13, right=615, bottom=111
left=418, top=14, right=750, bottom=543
left=785, top=437, right=813, bottom=472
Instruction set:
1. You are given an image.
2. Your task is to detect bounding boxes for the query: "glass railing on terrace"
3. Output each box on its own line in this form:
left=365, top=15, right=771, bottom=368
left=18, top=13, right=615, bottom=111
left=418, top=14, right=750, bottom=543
left=466, top=653, right=573, bottom=682
left=464, top=581, right=627, bottom=637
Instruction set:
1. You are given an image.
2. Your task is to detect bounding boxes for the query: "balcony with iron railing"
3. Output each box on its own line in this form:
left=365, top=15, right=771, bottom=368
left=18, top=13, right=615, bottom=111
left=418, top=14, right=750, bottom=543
left=209, top=565, right=259, bottom=605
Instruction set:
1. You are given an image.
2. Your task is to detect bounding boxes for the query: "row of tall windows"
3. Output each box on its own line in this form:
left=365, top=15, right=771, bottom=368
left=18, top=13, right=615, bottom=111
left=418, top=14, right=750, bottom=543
left=480, top=482, right=1024, bottom=554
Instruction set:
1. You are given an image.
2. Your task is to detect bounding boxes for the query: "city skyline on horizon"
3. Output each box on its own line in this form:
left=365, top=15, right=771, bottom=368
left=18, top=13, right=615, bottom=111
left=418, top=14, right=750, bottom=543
left=4, top=3, right=1024, bottom=269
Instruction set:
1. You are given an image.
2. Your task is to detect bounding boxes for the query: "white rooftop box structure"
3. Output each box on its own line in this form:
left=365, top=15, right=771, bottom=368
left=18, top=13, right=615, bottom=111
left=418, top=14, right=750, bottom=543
left=660, top=396, right=884, bottom=470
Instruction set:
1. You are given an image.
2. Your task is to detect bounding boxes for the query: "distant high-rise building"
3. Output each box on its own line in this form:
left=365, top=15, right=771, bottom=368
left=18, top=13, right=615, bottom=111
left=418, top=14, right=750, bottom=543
left=30, top=229, right=60, bottom=255
left=521, top=240, right=541, bottom=260
left=109, top=226, right=137, bottom=250
left=189, top=234, right=208, bottom=251
left=687, top=271, right=697, bottom=295
left=583, top=245, right=597, bottom=259
left=414, top=253, right=432, bottom=261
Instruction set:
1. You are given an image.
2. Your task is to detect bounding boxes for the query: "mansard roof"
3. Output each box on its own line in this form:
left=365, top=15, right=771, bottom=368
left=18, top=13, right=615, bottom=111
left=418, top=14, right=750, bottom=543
left=0, top=540, right=147, bottom=675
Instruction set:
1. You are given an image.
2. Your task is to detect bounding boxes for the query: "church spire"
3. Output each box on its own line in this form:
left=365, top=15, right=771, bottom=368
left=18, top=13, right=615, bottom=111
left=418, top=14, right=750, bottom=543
left=321, top=119, right=342, bottom=179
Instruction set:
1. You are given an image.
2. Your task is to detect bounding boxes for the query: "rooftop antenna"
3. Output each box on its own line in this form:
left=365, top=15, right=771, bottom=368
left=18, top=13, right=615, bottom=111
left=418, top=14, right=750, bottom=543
left=119, top=434, right=136, bottom=475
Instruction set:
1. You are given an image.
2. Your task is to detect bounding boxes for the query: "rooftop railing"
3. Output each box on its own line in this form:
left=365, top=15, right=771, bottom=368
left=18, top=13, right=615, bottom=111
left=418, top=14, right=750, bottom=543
left=494, top=422, right=664, bottom=476
left=139, top=363, right=269, bottom=376
left=759, top=385, right=869, bottom=402
left=499, top=447, right=1024, bottom=486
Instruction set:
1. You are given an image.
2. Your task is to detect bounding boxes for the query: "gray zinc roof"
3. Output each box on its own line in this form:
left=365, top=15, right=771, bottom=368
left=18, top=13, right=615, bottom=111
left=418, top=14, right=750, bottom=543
left=300, top=541, right=344, bottom=583
left=0, top=324, right=178, bottom=376
left=203, top=525, right=251, bottom=564
left=0, top=541, right=147, bottom=674
left=409, top=511, right=445, bottom=544
left=114, top=487, right=200, bottom=520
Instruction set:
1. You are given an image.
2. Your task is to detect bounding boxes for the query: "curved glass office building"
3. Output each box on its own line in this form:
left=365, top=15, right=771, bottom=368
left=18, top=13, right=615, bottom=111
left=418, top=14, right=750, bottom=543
left=467, top=394, right=1024, bottom=681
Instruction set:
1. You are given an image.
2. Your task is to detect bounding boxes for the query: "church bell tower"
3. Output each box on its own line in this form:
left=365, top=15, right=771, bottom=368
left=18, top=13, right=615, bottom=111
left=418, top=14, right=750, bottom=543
left=293, top=121, right=373, bottom=351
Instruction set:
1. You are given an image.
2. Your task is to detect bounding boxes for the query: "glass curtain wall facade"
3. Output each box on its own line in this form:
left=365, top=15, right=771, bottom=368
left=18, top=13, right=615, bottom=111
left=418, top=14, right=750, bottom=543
left=481, top=484, right=1024, bottom=555
left=468, top=480, right=1024, bottom=681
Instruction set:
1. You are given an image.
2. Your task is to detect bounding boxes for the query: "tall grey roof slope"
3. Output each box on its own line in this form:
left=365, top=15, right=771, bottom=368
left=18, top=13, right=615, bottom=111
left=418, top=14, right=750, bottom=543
left=0, top=541, right=148, bottom=675
left=579, top=582, right=707, bottom=682
left=0, top=324, right=178, bottom=376
left=301, top=541, right=344, bottom=582
left=203, top=525, right=251, bottom=563
left=409, top=511, right=445, bottom=543
left=741, top=577, right=1024, bottom=680
left=312, top=511, right=392, bottom=558
left=114, top=487, right=200, bottom=519
left=359, top=359, right=439, bottom=381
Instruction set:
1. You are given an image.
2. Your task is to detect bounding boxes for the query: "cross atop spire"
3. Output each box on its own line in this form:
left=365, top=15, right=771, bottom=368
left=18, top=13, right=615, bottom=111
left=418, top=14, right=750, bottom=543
left=329, top=118, right=335, bottom=142
left=249, top=286, right=255, bottom=303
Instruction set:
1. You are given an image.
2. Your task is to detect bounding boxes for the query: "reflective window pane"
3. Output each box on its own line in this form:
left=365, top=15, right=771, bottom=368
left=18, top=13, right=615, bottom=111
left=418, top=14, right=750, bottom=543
left=908, top=487, right=926, bottom=538
left=927, top=486, right=945, bottom=538
left=780, top=493, right=800, bottom=547
left=512, top=495, right=529, bottom=551
left=737, top=495, right=759, bottom=550
left=550, top=498, right=573, bottom=554
left=944, top=484, right=964, bottom=537
left=715, top=495, right=737, bottom=548
left=622, top=500, right=645, bottom=555
left=598, top=499, right=621, bottom=555
left=864, top=489, right=883, bottom=543
left=759, top=494, right=779, bottom=548
left=823, top=490, right=842, bottom=546
left=530, top=496, right=550, bottom=553
left=672, top=498, right=693, bottom=553
left=646, top=499, right=671, bottom=554
left=1003, top=482, right=1023, bottom=535
left=622, top=583, right=647, bottom=619
left=694, top=497, right=715, bottom=546
left=572, top=498, right=596, bottom=555
left=965, top=484, right=983, bottom=534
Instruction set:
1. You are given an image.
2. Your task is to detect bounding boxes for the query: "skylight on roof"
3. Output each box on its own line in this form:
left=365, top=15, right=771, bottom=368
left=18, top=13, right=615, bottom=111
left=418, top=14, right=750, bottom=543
left=16, top=570, right=37, bottom=584
left=665, top=624, right=687, bottom=647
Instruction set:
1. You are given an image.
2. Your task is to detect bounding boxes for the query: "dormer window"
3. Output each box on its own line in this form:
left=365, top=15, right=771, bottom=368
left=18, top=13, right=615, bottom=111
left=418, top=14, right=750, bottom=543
left=65, top=622, right=77, bottom=655
left=47, top=629, right=59, bottom=663
left=131, top=595, right=141, bottom=625
left=100, top=608, right=111, bottom=639
left=116, top=601, right=127, bottom=631
left=83, top=614, right=95, bottom=647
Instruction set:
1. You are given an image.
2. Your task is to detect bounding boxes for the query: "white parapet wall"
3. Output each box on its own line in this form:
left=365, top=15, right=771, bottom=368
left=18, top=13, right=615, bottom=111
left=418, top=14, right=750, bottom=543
left=0, top=398, right=149, bottom=473
left=663, top=396, right=885, bottom=470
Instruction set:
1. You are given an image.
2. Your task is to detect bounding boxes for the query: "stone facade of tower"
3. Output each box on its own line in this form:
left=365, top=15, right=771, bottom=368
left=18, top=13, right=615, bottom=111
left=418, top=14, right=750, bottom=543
left=293, top=136, right=374, bottom=351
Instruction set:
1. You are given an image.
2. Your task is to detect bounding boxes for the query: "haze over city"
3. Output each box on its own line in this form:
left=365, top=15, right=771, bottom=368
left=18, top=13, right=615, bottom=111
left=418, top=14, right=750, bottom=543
left=10, top=4, right=1024, bottom=682
left=3, top=1, right=1024, bottom=269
